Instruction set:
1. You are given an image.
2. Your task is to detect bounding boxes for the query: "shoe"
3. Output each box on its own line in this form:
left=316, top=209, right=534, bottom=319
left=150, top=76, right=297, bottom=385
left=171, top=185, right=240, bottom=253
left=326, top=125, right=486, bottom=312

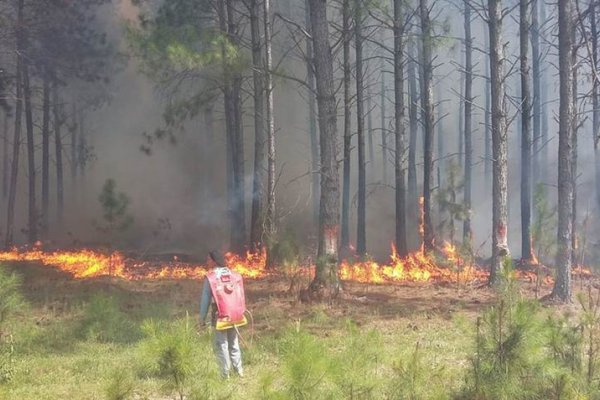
left=235, top=369, right=244, bottom=378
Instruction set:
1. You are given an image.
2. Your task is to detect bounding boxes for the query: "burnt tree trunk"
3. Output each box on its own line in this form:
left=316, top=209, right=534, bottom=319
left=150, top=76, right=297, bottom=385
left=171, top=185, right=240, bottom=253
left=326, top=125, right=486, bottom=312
left=520, top=0, right=533, bottom=262
left=41, top=72, right=50, bottom=236
left=552, top=0, right=573, bottom=302
left=420, top=0, right=435, bottom=252
left=308, top=0, right=340, bottom=292
left=540, top=0, right=549, bottom=181
left=341, top=0, right=351, bottom=253
left=367, top=88, right=374, bottom=183
left=355, top=0, right=367, bottom=256
left=23, top=62, right=37, bottom=243
left=249, top=0, right=265, bottom=250
left=5, top=0, right=23, bottom=248
left=488, top=0, right=509, bottom=285
left=463, top=0, right=473, bottom=247
left=394, top=0, right=408, bottom=256
left=53, top=84, right=64, bottom=224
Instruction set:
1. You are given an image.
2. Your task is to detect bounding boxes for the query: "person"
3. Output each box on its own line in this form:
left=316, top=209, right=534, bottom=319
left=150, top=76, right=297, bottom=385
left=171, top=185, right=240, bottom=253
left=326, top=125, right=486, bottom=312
left=199, top=251, right=246, bottom=379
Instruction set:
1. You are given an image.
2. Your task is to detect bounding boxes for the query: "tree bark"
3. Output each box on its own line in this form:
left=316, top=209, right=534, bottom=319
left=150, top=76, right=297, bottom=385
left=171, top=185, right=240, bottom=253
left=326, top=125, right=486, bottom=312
left=5, top=0, right=23, bottom=248
left=2, top=110, right=8, bottom=202
left=552, top=0, right=573, bottom=302
left=341, top=0, right=352, bottom=253
left=355, top=0, right=367, bottom=256
left=53, top=84, right=64, bottom=225
left=531, top=0, right=541, bottom=188
left=71, top=104, right=78, bottom=184
left=249, top=0, right=265, bottom=250
left=420, top=0, right=435, bottom=252
left=520, top=0, right=533, bottom=262
left=394, top=0, right=408, bottom=256
left=571, top=22, right=578, bottom=267
left=488, top=0, right=509, bottom=285
left=592, top=2, right=600, bottom=212
left=407, top=40, right=419, bottom=249
left=484, top=22, right=492, bottom=187
left=381, top=67, right=388, bottom=184
left=42, top=72, right=50, bottom=236
left=463, top=0, right=473, bottom=247
left=308, top=0, right=340, bottom=292
left=264, top=0, right=276, bottom=247
left=305, top=0, right=319, bottom=227
left=540, top=0, right=549, bottom=182
left=23, top=62, right=37, bottom=244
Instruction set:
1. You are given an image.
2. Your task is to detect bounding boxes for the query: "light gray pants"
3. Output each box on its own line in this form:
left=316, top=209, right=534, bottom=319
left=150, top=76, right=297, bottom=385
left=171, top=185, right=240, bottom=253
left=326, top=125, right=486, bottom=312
left=213, top=328, right=242, bottom=378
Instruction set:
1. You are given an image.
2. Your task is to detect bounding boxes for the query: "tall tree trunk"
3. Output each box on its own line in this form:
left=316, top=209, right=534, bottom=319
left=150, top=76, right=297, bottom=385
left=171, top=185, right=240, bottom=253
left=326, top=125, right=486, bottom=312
left=249, top=0, right=265, bottom=250
left=408, top=40, right=419, bottom=249
left=458, top=67, right=464, bottom=168
left=23, top=63, right=37, bottom=244
left=341, top=0, right=352, bottom=253
left=420, top=0, right=435, bottom=252
left=381, top=68, right=388, bottom=184
left=571, top=23, right=578, bottom=267
left=488, top=0, right=509, bottom=285
left=53, top=84, right=64, bottom=225
left=367, top=88, right=374, bottom=182
left=484, top=23, right=492, bottom=187
left=5, top=0, right=23, bottom=248
left=520, top=0, right=533, bottom=262
left=463, top=0, right=473, bottom=247
left=226, top=0, right=246, bottom=253
left=436, top=86, right=443, bottom=220
left=355, top=0, right=366, bottom=256
left=71, top=104, right=77, bottom=184
left=531, top=0, right=541, bottom=188
left=307, top=0, right=340, bottom=292
left=592, top=2, right=600, bottom=212
left=540, top=0, right=549, bottom=181
left=41, top=72, right=50, bottom=236
left=305, top=0, right=319, bottom=227
left=218, top=0, right=236, bottom=252
left=264, top=0, right=276, bottom=247
left=2, top=111, right=8, bottom=202
left=394, top=0, right=408, bottom=256
left=78, top=111, right=86, bottom=179
left=552, top=0, right=573, bottom=302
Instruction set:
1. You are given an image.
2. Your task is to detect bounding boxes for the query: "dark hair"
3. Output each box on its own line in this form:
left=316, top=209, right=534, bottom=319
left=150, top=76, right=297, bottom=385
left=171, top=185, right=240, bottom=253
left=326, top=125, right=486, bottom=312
left=209, top=251, right=225, bottom=267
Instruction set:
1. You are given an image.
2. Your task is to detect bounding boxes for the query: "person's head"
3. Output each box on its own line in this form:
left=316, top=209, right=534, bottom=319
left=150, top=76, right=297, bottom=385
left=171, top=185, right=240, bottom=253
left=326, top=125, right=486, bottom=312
left=208, top=251, right=226, bottom=268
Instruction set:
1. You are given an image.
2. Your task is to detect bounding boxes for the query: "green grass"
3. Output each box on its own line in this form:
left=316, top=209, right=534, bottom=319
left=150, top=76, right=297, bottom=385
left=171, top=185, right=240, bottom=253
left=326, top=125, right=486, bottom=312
left=0, top=262, right=485, bottom=399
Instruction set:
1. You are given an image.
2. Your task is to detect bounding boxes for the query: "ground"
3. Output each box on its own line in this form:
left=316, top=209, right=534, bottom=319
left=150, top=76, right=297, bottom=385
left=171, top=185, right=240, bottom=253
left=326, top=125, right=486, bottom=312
left=0, top=261, right=586, bottom=399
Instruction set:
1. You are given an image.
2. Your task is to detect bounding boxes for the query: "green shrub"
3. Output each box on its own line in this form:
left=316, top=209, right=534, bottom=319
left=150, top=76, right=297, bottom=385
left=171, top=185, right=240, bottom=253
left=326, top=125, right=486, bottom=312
left=80, top=293, right=137, bottom=343
left=105, top=368, right=135, bottom=400
left=139, top=317, right=221, bottom=400
left=277, top=328, right=337, bottom=400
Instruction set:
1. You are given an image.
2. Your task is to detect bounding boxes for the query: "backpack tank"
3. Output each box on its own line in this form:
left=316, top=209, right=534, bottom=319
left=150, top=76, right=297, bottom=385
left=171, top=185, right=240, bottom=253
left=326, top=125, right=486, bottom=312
left=207, top=269, right=247, bottom=330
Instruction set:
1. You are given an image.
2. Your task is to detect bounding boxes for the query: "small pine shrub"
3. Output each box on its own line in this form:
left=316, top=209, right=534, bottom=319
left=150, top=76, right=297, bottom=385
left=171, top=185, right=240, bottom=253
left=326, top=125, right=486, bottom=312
left=277, top=328, right=337, bottom=400
left=461, top=262, right=550, bottom=399
left=334, top=320, right=380, bottom=399
left=80, top=293, right=137, bottom=343
left=139, top=317, right=220, bottom=400
left=105, top=368, right=135, bottom=400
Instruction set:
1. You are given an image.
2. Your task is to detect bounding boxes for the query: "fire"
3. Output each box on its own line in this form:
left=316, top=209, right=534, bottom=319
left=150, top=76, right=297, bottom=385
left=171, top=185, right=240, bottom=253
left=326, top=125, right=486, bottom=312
left=0, top=243, right=591, bottom=286
left=0, top=246, right=267, bottom=281
left=339, top=242, right=487, bottom=284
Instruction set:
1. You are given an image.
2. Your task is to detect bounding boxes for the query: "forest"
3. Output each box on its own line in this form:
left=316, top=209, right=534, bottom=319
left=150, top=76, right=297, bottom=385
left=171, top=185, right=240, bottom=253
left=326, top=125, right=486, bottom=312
left=0, top=0, right=599, bottom=398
